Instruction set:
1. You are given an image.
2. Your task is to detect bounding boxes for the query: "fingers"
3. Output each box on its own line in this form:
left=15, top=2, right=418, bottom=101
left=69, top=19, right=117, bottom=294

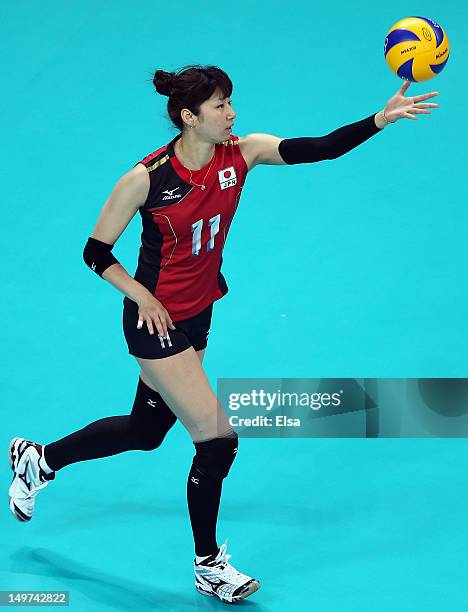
left=404, top=112, right=417, bottom=120
left=400, top=80, right=411, bottom=93
left=406, top=102, right=439, bottom=118
left=399, top=82, right=439, bottom=103
left=137, top=310, right=176, bottom=337
left=414, top=91, right=439, bottom=102
left=146, top=313, right=165, bottom=337
left=411, top=106, right=436, bottom=115
left=157, top=313, right=168, bottom=338
left=156, top=311, right=176, bottom=336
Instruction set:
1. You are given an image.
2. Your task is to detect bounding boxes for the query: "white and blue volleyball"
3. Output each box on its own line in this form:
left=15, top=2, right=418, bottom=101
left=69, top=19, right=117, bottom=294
left=384, top=16, right=450, bottom=82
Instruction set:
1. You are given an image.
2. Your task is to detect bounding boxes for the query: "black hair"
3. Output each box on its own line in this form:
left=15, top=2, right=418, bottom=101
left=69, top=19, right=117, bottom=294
left=152, top=65, right=233, bottom=132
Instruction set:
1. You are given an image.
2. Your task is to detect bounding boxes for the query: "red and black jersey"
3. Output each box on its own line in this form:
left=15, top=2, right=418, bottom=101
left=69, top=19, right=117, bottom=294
left=133, top=132, right=248, bottom=321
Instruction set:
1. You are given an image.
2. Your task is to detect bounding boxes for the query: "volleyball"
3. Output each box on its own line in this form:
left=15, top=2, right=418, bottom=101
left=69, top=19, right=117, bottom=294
left=384, top=16, right=450, bottom=82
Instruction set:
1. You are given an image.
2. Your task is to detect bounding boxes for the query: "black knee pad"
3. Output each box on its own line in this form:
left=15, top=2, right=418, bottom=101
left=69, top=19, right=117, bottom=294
left=190, top=432, right=239, bottom=482
left=128, top=377, right=177, bottom=451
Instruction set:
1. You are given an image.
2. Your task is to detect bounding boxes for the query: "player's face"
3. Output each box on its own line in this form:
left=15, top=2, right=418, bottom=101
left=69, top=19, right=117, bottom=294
left=198, top=88, right=236, bottom=143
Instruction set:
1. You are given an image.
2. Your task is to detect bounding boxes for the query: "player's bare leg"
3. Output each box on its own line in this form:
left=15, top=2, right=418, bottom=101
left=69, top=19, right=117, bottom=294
left=136, top=347, right=260, bottom=603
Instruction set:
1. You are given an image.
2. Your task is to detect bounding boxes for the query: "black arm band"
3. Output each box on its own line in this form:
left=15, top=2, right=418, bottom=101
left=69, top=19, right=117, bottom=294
left=278, top=113, right=382, bottom=165
left=83, top=237, right=120, bottom=278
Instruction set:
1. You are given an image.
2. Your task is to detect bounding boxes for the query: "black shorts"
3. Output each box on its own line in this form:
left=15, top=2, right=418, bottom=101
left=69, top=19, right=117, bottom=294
left=122, top=296, right=213, bottom=359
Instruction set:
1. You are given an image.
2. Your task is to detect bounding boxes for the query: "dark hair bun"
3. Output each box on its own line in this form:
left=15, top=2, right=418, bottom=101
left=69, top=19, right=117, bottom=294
left=153, top=70, right=176, bottom=96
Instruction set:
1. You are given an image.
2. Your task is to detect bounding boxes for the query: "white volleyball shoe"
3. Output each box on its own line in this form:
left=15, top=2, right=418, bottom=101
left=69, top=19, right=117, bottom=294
left=194, top=540, right=260, bottom=604
left=8, top=437, right=55, bottom=522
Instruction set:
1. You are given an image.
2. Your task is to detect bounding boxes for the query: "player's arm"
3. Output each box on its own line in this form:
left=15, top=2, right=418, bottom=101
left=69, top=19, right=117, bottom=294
left=243, top=112, right=387, bottom=169
left=246, top=81, right=440, bottom=169
left=89, top=164, right=148, bottom=246
left=82, top=164, right=152, bottom=304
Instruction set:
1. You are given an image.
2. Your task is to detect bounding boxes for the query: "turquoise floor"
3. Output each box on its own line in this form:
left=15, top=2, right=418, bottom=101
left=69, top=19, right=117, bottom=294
left=1, top=1, right=467, bottom=610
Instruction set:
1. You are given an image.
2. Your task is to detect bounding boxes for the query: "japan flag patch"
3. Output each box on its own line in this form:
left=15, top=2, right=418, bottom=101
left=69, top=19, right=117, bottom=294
left=218, top=166, right=237, bottom=190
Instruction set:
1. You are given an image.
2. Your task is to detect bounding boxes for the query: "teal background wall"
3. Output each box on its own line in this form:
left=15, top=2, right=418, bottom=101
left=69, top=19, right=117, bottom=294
left=1, top=2, right=466, bottom=609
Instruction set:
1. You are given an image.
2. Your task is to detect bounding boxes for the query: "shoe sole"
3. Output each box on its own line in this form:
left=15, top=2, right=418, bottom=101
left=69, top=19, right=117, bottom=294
left=8, top=437, right=32, bottom=522
left=195, top=579, right=260, bottom=604
left=9, top=497, right=30, bottom=522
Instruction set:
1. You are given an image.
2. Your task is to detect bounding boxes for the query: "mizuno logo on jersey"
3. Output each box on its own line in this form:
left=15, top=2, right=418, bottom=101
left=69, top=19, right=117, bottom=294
left=162, top=187, right=181, bottom=201
left=218, top=166, right=237, bottom=190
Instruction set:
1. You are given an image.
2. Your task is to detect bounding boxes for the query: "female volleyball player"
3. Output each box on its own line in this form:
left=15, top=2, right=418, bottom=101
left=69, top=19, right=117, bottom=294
left=8, top=65, right=439, bottom=604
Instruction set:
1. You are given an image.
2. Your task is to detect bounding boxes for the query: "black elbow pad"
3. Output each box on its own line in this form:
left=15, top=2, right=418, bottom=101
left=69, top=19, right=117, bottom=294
left=83, top=237, right=119, bottom=277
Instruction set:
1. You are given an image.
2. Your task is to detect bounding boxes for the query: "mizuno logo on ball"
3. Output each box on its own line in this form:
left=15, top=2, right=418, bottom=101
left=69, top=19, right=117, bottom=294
left=436, top=48, right=448, bottom=59
left=401, top=46, right=416, bottom=55
left=422, top=28, right=432, bottom=41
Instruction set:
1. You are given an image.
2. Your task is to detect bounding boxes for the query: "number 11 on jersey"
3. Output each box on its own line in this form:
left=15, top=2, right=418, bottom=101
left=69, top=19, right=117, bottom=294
left=192, top=214, right=221, bottom=256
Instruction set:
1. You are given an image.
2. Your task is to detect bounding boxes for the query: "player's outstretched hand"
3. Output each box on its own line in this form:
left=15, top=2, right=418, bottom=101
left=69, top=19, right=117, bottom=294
left=136, top=293, right=176, bottom=337
left=384, top=80, right=440, bottom=122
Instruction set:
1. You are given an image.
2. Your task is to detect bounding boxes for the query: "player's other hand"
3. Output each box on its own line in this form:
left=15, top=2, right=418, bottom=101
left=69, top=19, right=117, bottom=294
left=384, top=80, right=439, bottom=122
left=136, top=293, right=176, bottom=337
